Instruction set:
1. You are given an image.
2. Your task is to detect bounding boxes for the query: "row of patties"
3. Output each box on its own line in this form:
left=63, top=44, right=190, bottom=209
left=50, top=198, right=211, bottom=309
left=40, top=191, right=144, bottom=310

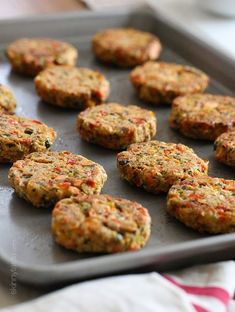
left=1, top=28, right=234, bottom=255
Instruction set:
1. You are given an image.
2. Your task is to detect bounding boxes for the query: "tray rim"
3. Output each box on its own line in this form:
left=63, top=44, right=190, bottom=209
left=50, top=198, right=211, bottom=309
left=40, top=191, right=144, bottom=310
left=0, top=8, right=235, bottom=286
left=1, top=232, right=235, bottom=285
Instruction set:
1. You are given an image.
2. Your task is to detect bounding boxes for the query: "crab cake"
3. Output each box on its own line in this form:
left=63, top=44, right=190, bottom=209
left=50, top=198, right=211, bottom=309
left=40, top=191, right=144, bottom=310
left=92, top=28, right=161, bottom=67
left=52, top=193, right=151, bottom=253
left=214, top=130, right=235, bottom=167
left=6, top=38, right=78, bottom=77
left=117, top=140, right=208, bottom=194
left=35, top=65, right=110, bottom=109
left=0, top=115, right=56, bottom=163
left=167, top=176, right=235, bottom=234
left=77, top=103, right=157, bottom=150
left=130, top=62, right=209, bottom=105
left=169, top=94, right=235, bottom=140
left=8, top=151, right=107, bottom=208
left=0, top=84, right=16, bottom=114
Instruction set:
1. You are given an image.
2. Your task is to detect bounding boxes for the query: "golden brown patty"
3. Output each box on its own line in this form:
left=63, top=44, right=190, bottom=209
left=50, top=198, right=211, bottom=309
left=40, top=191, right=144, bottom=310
left=52, top=193, right=151, bottom=253
left=0, top=114, right=56, bottom=162
left=8, top=151, right=107, bottom=208
left=35, top=65, right=110, bottom=109
left=77, top=103, right=157, bottom=149
left=130, top=62, right=209, bottom=104
left=169, top=94, right=235, bottom=140
left=117, top=140, right=208, bottom=194
left=167, top=176, right=235, bottom=234
left=92, top=28, right=161, bottom=67
left=214, top=130, right=235, bottom=167
left=0, top=84, right=16, bottom=114
left=6, top=38, right=78, bottom=77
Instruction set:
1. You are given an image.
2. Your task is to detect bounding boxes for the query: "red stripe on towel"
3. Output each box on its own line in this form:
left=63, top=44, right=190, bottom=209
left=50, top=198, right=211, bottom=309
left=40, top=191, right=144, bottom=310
left=164, top=275, right=230, bottom=306
left=192, top=303, right=209, bottom=312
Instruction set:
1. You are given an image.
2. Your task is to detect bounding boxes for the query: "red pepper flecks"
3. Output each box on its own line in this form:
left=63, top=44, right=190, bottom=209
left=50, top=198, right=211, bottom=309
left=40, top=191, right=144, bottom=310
left=86, top=179, right=95, bottom=187
left=20, top=138, right=32, bottom=144
left=11, top=130, right=18, bottom=135
left=67, top=159, right=77, bottom=165
left=60, top=182, right=71, bottom=189
left=6, top=38, right=78, bottom=77
left=32, top=119, right=42, bottom=125
left=117, top=140, right=208, bottom=194
left=100, top=111, right=108, bottom=117
left=132, top=117, right=145, bottom=125
left=54, top=167, right=61, bottom=173
left=77, top=103, right=157, bottom=150
left=8, top=151, right=107, bottom=207
left=94, top=90, right=103, bottom=99
left=48, top=180, right=53, bottom=187
left=34, top=66, right=110, bottom=109
left=167, top=176, right=235, bottom=234
left=188, top=193, right=205, bottom=201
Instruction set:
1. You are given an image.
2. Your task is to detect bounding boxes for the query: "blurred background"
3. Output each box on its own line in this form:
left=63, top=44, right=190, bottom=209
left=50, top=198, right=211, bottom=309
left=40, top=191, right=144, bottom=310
left=1, top=0, right=235, bottom=18
left=1, top=0, right=234, bottom=61
left=0, top=0, right=87, bottom=18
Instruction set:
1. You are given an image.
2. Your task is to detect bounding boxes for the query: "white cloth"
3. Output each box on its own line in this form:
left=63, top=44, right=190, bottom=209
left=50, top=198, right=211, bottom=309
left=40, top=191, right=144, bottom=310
left=1, top=261, right=235, bottom=312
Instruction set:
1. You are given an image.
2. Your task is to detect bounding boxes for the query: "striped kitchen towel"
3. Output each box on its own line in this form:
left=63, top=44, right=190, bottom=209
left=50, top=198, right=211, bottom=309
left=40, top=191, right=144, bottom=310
left=164, top=261, right=235, bottom=312
left=1, top=261, right=235, bottom=312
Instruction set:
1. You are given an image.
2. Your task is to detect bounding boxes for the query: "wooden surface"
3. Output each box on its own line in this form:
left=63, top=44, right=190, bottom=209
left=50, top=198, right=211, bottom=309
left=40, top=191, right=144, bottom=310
left=0, top=0, right=86, bottom=19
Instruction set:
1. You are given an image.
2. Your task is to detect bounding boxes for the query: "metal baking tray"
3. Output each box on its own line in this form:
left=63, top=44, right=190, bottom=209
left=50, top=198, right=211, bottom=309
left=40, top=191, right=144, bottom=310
left=0, top=7, right=234, bottom=286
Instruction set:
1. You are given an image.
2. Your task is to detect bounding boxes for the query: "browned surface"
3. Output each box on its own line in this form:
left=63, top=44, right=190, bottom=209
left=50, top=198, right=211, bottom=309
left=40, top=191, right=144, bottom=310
left=0, top=0, right=86, bottom=19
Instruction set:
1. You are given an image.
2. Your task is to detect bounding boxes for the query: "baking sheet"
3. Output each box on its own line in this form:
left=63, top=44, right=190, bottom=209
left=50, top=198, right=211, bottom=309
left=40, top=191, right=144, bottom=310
left=0, top=8, right=234, bottom=286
